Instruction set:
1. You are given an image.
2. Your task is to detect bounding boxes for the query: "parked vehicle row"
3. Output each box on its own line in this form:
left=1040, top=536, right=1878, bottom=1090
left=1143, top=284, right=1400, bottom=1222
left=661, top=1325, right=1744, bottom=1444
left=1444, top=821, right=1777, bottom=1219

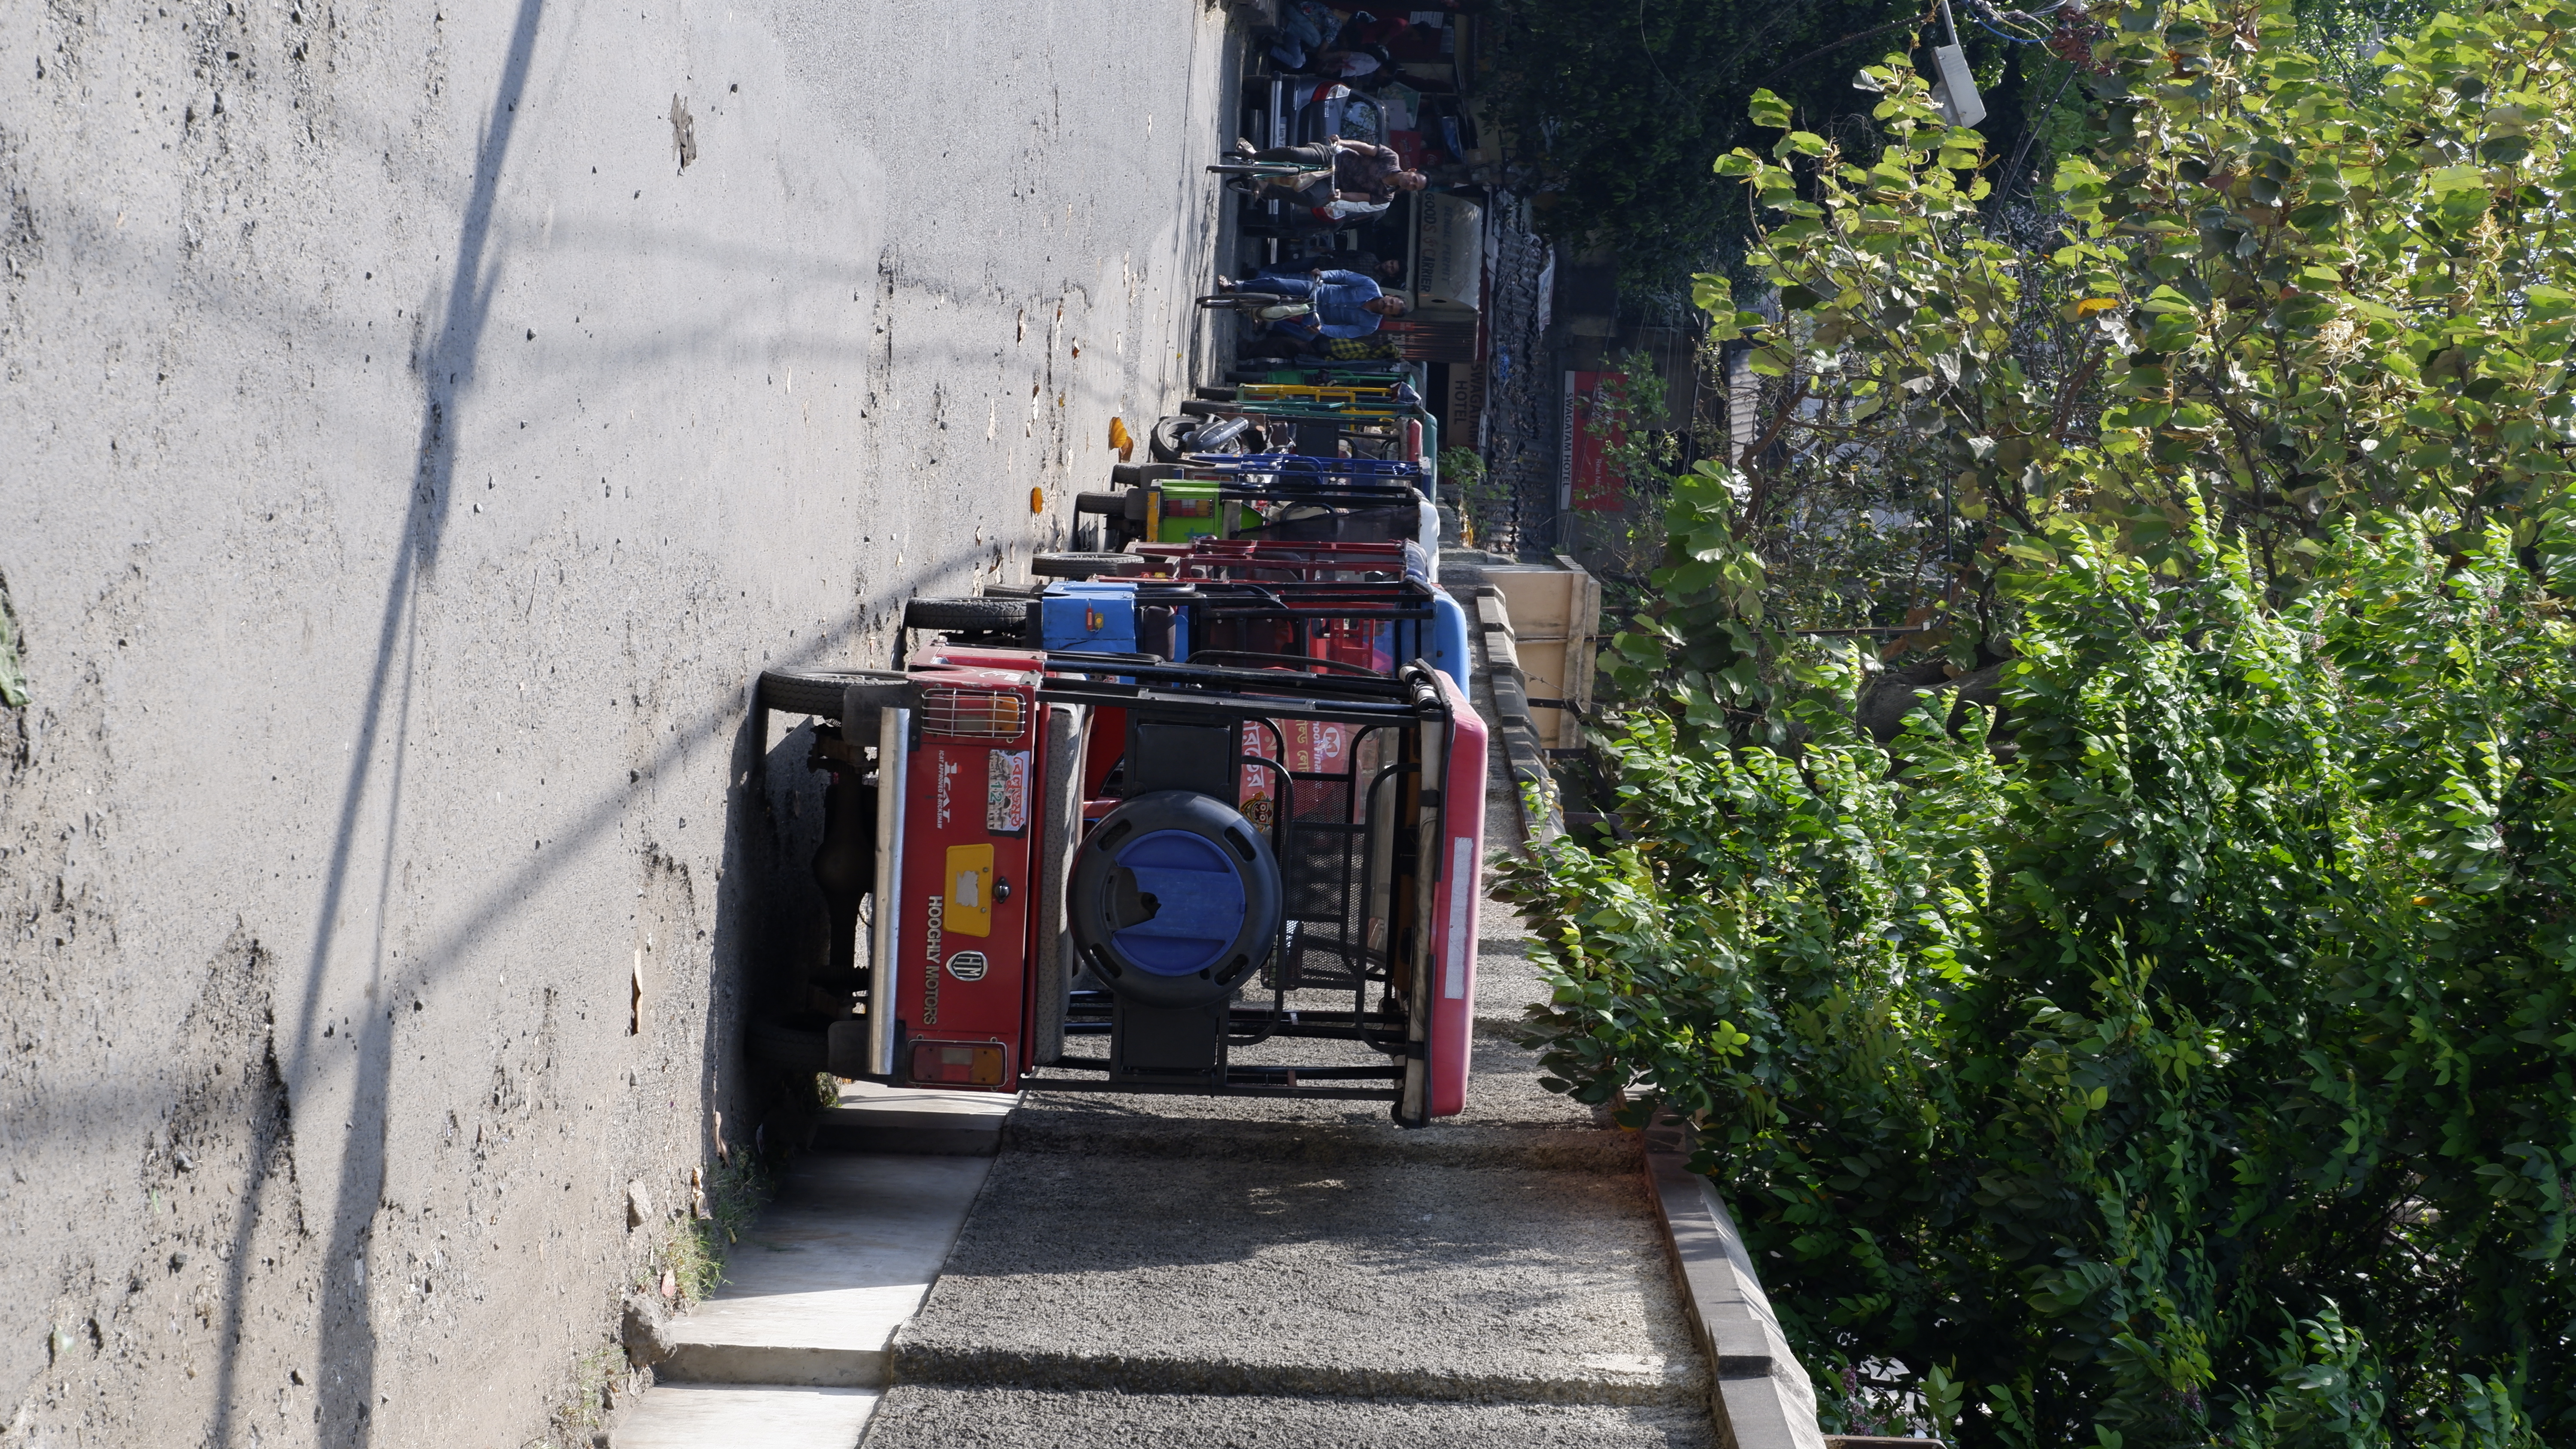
left=742, top=21, right=1494, bottom=1122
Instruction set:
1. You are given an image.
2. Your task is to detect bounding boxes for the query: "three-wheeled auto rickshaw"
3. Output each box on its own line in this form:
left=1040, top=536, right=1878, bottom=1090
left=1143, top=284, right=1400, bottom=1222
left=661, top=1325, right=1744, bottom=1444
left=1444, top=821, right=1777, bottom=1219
left=1076, top=452, right=1437, bottom=556
left=753, top=527, right=1490, bottom=1123
left=754, top=638, right=1486, bottom=1125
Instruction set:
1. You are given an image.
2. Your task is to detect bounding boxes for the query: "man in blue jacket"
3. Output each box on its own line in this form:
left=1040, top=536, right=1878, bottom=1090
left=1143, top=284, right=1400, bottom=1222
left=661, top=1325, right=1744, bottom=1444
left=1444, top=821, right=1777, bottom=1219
left=1216, top=268, right=1410, bottom=340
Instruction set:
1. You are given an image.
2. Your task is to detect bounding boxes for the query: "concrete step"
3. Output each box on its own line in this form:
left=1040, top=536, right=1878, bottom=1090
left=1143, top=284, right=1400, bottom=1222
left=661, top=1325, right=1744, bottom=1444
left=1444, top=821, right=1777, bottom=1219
left=862, top=1385, right=1717, bottom=1448
left=811, top=1079, right=1013, bottom=1156
left=1000, top=929, right=1628, bottom=1174
left=888, top=1153, right=1704, bottom=1407
left=611, top=1383, right=878, bottom=1449
left=656, top=1153, right=992, bottom=1388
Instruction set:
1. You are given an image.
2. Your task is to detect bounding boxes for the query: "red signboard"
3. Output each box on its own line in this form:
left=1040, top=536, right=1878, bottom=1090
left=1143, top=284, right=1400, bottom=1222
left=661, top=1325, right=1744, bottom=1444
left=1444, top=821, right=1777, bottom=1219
left=1560, top=370, right=1625, bottom=512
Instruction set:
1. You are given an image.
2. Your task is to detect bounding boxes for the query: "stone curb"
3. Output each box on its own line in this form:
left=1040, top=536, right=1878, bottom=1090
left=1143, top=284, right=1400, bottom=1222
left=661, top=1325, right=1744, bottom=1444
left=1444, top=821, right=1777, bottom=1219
left=995, top=1113, right=1644, bottom=1174
left=1456, top=575, right=1861, bottom=1449
left=657, top=1341, right=884, bottom=1389
left=1443, top=567, right=1562, bottom=845
left=1641, top=1145, right=1831, bottom=1449
left=809, top=1107, right=1003, bottom=1157
left=882, top=1343, right=1706, bottom=1409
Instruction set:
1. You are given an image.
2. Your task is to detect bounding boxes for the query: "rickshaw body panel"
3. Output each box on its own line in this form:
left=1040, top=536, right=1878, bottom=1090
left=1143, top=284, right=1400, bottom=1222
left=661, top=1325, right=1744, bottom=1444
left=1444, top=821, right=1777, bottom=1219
left=1424, top=667, right=1488, bottom=1118
left=884, top=661, right=1046, bottom=1094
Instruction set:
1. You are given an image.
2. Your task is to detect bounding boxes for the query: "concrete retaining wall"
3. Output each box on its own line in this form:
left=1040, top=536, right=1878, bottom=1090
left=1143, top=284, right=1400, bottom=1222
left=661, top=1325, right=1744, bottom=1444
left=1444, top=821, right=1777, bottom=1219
left=0, top=4, right=1229, bottom=1443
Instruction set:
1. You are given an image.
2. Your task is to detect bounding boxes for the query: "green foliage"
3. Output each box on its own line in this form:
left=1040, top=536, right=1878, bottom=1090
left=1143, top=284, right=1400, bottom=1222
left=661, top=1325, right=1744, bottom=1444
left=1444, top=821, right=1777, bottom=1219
left=0, top=570, right=27, bottom=710
left=1618, top=0, right=2576, bottom=744
left=1504, top=513, right=2576, bottom=1445
left=650, top=1151, right=771, bottom=1306
left=1577, top=351, right=1683, bottom=588
left=1441, top=443, right=1512, bottom=550
left=1519, top=0, right=2576, bottom=1441
left=1490, top=0, right=1929, bottom=288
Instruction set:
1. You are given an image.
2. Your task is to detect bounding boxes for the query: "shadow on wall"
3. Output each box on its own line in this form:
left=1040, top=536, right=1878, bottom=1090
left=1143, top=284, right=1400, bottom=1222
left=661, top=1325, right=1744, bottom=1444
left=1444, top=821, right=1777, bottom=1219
left=264, top=0, right=555, bottom=1436
left=166, top=0, right=1002, bottom=1434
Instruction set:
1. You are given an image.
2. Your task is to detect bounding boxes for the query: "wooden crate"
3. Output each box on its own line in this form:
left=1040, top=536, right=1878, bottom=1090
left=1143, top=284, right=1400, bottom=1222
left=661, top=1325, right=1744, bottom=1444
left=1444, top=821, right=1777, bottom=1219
left=1483, top=556, right=1601, bottom=751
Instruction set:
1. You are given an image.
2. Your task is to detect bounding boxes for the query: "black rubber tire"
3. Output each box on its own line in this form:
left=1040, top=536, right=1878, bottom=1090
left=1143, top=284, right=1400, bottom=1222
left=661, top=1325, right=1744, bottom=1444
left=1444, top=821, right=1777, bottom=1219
left=757, top=667, right=911, bottom=718
left=746, top=1019, right=829, bottom=1075
left=1075, top=491, right=1127, bottom=516
left=1149, top=416, right=1195, bottom=463
left=1193, top=385, right=1239, bottom=402
left=902, top=596, right=1032, bottom=634
left=1187, top=417, right=1253, bottom=453
left=1031, top=552, right=1148, bottom=580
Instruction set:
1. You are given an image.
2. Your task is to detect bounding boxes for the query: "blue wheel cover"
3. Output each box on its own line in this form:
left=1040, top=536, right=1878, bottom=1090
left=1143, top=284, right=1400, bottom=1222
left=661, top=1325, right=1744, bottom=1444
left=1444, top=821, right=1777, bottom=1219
left=1106, top=830, right=1249, bottom=976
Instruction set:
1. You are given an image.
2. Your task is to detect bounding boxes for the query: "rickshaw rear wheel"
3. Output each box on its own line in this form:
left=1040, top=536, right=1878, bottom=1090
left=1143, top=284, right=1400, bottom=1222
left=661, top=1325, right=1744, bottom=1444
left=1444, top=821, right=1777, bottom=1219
left=1148, top=415, right=1196, bottom=462
left=756, top=666, right=911, bottom=719
left=901, top=596, right=1034, bottom=638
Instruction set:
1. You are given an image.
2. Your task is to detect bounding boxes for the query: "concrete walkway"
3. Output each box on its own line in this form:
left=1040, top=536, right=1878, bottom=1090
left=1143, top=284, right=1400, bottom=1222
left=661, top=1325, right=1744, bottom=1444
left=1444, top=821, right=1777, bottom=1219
left=617, top=592, right=1719, bottom=1447
left=612, top=1090, right=1009, bottom=1447
left=859, top=648, right=1713, bottom=1446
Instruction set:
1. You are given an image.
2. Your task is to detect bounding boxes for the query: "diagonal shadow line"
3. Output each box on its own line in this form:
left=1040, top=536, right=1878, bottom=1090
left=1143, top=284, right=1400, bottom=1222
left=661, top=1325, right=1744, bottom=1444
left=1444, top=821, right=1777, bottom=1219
left=204, top=1, right=550, bottom=1443
left=0, top=540, right=1031, bottom=1159
left=192, top=568, right=975, bottom=1436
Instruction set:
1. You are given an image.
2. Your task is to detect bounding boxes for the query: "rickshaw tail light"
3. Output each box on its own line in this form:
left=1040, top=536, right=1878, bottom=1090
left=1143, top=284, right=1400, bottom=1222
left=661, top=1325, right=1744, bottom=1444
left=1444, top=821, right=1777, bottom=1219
left=920, top=686, right=1025, bottom=742
left=911, top=1040, right=1008, bottom=1087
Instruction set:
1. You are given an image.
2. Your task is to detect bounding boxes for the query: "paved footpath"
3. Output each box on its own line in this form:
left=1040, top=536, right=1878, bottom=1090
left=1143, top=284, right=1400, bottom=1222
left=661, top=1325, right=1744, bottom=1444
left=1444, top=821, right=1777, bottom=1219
left=864, top=615, right=1712, bottom=1447
left=615, top=606, right=1718, bottom=1447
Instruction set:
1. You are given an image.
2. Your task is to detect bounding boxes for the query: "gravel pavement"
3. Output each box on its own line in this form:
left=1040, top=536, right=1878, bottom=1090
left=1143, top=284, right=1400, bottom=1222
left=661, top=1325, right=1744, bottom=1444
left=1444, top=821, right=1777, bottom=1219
left=867, top=623, right=1714, bottom=1444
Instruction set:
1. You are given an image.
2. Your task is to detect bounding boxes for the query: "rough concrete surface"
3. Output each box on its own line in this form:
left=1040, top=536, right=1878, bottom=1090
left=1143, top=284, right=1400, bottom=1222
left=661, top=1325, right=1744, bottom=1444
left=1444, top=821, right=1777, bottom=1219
left=659, top=1152, right=990, bottom=1388
left=0, top=3, right=1231, bottom=1444
left=612, top=1382, right=877, bottom=1449
left=890, top=1155, right=1704, bottom=1406
left=864, top=1386, right=1717, bottom=1449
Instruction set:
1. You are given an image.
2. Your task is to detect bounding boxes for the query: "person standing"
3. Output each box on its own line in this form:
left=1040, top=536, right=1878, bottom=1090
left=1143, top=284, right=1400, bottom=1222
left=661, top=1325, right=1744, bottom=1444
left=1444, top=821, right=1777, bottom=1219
left=1281, top=248, right=1403, bottom=285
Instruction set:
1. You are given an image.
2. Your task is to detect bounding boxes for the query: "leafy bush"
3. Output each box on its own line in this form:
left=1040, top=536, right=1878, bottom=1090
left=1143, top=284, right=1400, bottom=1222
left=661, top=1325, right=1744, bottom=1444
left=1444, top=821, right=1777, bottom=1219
left=1629, top=0, right=2576, bottom=743
left=1505, top=509, right=2575, bottom=1444
left=1516, top=0, right=2576, bottom=1440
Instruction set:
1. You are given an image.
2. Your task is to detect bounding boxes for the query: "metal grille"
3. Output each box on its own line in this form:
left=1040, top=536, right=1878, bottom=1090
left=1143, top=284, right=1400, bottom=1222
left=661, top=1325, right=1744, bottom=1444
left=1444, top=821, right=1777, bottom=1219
left=920, top=687, right=1024, bottom=741
left=1258, top=719, right=1395, bottom=998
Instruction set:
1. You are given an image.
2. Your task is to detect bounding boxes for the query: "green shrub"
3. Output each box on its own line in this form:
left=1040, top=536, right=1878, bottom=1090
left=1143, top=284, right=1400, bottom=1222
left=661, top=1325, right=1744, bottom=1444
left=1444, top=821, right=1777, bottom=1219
left=1504, top=507, right=2575, bottom=1444
left=1527, top=0, right=2576, bottom=1437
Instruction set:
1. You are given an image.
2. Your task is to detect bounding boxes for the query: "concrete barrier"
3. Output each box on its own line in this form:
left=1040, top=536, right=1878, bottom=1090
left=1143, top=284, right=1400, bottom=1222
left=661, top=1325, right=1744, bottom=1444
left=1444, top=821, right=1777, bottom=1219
left=1460, top=568, right=1858, bottom=1449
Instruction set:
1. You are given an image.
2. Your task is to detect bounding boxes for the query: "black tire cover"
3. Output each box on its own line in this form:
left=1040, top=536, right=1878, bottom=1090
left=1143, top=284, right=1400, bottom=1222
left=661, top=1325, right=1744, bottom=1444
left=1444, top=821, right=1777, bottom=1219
left=902, top=596, right=1032, bottom=634
left=757, top=667, right=911, bottom=718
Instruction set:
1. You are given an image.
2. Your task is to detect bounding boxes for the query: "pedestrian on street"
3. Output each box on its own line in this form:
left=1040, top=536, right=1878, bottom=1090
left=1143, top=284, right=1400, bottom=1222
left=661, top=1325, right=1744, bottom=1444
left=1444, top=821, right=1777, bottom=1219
left=1215, top=268, right=1409, bottom=340
left=1240, top=256, right=1398, bottom=293
left=1258, top=0, right=1385, bottom=75
left=1276, top=248, right=1403, bottom=285
left=1231, top=136, right=1426, bottom=221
